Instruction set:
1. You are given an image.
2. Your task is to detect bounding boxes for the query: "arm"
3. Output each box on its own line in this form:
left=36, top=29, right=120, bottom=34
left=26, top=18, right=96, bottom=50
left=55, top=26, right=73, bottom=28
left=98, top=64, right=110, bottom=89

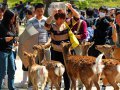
left=76, top=21, right=88, bottom=40
left=112, top=28, right=118, bottom=43
left=66, top=3, right=80, bottom=26
left=44, top=16, right=54, bottom=31
left=45, top=9, right=58, bottom=30
left=66, top=3, right=80, bottom=18
left=109, top=22, right=118, bottom=43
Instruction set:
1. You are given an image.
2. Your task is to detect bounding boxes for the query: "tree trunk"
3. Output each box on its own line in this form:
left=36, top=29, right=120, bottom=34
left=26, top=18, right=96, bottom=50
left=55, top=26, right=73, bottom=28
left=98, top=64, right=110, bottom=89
left=3, top=0, right=7, bottom=4
left=43, top=0, right=52, bottom=17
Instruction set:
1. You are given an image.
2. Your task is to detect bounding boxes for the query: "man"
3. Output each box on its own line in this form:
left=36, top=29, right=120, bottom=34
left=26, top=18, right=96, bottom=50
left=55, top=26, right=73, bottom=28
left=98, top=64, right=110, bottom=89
left=88, top=6, right=114, bottom=57
left=27, top=3, right=51, bottom=60
left=18, top=3, right=51, bottom=90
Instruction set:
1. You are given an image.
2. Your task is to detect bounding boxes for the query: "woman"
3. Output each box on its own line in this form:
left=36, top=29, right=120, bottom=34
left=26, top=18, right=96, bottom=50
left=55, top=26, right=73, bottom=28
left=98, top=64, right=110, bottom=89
left=0, top=10, right=16, bottom=90
left=45, top=3, right=80, bottom=90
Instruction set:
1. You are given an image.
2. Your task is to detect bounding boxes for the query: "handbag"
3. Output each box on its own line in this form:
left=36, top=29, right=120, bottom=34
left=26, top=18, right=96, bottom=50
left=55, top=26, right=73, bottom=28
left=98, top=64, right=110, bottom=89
left=64, top=22, right=79, bottom=49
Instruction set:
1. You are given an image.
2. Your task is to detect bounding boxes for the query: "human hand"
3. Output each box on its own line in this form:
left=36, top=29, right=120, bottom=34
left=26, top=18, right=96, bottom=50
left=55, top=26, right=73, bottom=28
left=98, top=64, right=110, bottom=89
left=65, top=3, right=72, bottom=9
left=109, top=22, right=116, bottom=29
left=52, top=9, right=58, bottom=16
left=5, top=37, right=13, bottom=42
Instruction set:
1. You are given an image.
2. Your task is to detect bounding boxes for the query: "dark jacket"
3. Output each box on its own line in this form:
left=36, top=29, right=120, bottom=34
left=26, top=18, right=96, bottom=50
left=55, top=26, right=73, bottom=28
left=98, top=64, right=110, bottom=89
left=93, top=16, right=113, bottom=45
left=0, top=10, right=15, bottom=51
left=0, top=23, right=15, bottom=51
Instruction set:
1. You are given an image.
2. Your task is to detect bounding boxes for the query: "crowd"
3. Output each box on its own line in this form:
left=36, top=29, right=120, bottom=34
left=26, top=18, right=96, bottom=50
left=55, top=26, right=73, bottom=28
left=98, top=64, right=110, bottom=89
left=0, top=1, right=120, bottom=90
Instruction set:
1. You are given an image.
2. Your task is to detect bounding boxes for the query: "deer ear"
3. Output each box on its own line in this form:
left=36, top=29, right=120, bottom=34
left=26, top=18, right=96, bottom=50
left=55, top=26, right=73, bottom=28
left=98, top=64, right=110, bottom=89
left=112, top=45, right=116, bottom=50
left=90, top=42, right=94, bottom=46
left=44, top=43, right=51, bottom=49
left=23, top=51, right=28, bottom=56
left=33, top=50, right=38, bottom=57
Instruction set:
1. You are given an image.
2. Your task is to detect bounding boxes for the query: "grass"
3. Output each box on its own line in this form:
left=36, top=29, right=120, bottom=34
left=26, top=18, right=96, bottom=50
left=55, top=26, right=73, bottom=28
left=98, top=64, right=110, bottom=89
left=0, top=0, right=120, bottom=8
left=88, top=1, right=120, bottom=8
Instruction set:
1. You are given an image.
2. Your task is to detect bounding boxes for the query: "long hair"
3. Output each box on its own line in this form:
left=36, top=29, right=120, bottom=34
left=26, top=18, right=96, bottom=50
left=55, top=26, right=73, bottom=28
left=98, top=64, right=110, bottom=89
left=1, top=10, right=14, bottom=30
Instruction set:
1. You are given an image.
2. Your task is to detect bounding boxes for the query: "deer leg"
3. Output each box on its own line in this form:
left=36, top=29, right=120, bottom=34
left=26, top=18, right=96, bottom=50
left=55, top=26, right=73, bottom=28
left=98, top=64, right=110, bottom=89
left=93, top=74, right=100, bottom=90
left=70, top=77, right=76, bottom=90
left=81, top=77, right=93, bottom=90
left=41, top=76, right=48, bottom=90
left=107, top=79, right=119, bottom=90
left=51, top=82, right=53, bottom=90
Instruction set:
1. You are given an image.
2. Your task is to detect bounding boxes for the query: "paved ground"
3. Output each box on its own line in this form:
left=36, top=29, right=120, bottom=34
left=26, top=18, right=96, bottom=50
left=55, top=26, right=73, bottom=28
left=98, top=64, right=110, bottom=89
left=2, top=25, right=115, bottom=90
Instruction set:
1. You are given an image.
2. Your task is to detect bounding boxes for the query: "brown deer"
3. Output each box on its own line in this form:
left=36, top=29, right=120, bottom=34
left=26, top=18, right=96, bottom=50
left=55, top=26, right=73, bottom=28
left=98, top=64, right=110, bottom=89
left=96, top=45, right=120, bottom=90
left=102, top=59, right=120, bottom=90
left=33, top=44, right=65, bottom=90
left=60, top=42, right=104, bottom=90
left=23, top=51, right=48, bottom=90
left=81, top=41, right=94, bottom=56
left=96, top=44, right=113, bottom=59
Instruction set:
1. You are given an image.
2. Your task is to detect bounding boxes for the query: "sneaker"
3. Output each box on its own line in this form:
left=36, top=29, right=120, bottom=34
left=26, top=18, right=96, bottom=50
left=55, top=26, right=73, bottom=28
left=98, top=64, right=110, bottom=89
left=44, top=84, right=49, bottom=90
left=17, top=81, right=28, bottom=88
left=1, top=84, right=8, bottom=89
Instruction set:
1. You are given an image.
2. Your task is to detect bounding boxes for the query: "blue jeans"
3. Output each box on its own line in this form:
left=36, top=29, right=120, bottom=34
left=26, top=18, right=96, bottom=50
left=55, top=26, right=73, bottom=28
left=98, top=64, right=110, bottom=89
left=0, top=51, right=15, bottom=90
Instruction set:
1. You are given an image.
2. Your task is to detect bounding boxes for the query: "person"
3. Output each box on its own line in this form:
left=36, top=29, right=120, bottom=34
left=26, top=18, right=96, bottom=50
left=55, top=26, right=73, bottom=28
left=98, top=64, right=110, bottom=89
left=18, top=8, right=34, bottom=88
left=112, top=8, right=120, bottom=47
left=25, top=2, right=32, bottom=10
left=88, top=6, right=114, bottom=57
left=85, top=8, right=95, bottom=42
left=0, top=3, right=4, bottom=22
left=18, top=3, right=51, bottom=90
left=27, top=3, right=51, bottom=61
left=67, top=8, right=88, bottom=42
left=0, top=10, right=16, bottom=90
left=45, top=3, right=80, bottom=90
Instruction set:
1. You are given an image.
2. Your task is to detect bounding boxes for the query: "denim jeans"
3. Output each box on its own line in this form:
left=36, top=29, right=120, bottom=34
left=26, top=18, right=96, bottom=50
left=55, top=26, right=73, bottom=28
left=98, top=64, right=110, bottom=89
left=0, top=51, right=15, bottom=90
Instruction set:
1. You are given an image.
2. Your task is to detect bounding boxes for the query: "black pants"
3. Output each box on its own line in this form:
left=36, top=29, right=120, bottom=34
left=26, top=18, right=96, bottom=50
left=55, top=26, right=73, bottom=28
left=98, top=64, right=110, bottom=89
left=22, top=64, right=28, bottom=71
left=51, top=48, right=70, bottom=90
left=88, top=44, right=101, bottom=57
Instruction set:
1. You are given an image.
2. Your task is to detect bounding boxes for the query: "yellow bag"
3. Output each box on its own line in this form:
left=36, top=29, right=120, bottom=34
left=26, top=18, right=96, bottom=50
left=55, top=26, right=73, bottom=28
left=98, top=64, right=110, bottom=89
left=64, top=22, right=79, bottom=49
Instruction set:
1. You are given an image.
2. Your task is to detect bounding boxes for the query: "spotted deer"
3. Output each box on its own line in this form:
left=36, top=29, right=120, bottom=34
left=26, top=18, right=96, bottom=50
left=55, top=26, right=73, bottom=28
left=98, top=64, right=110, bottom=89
left=96, top=45, right=120, bottom=90
left=33, top=44, right=65, bottom=90
left=23, top=51, right=48, bottom=90
left=61, top=42, right=104, bottom=90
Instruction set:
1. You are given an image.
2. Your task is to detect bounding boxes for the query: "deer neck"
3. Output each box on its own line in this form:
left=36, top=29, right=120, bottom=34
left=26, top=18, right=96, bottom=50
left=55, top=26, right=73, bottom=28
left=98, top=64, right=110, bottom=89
left=62, top=47, right=69, bottom=64
left=38, top=50, right=45, bottom=64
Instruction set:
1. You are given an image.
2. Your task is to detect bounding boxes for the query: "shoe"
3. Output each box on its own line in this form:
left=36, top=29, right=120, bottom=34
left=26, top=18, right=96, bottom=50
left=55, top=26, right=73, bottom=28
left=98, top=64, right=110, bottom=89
left=101, top=85, right=106, bottom=90
left=1, top=84, right=8, bottom=89
left=27, top=86, right=33, bottom=90
left=44, top=84, right=49, bottom=90
left=17, top=81, right=28, bottom=88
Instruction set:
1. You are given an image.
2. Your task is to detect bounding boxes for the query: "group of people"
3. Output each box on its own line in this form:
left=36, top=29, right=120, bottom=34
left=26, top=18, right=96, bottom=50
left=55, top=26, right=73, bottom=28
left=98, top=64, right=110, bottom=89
left=0, top=1, right=120, bottom=90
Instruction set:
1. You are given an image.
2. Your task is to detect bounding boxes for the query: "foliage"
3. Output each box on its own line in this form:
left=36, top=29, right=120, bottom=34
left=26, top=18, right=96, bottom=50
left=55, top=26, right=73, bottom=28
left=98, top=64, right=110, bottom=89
left=0, top=0, right=120, bottom=9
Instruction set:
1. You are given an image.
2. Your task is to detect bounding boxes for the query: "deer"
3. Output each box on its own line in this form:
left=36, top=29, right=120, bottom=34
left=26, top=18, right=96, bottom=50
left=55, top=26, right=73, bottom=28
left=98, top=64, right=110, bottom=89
left=23, top=50, right=48, bottom=90
left=33, top=44, right=65, bottom=90
left=80, top=41, right=94, bottom=56
left=96, top=44, right=120, bottom=90
left=60, top=41, right=104, bottom=90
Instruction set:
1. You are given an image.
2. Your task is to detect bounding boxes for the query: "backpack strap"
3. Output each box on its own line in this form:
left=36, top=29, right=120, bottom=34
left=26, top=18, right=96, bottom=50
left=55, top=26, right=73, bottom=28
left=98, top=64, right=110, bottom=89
left=76, top=20, right=83, bottom=34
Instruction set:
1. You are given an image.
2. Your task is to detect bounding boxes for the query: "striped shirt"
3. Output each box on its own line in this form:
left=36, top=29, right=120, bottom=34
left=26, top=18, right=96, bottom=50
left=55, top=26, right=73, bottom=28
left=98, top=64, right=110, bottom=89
left=27, top=16, right=49, bottom=44
left=46, top=23, right=70, bottom=52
